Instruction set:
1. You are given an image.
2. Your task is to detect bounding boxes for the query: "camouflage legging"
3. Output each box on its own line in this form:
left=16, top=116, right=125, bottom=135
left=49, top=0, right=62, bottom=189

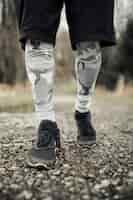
left=25, top=40, right=101, bottom=126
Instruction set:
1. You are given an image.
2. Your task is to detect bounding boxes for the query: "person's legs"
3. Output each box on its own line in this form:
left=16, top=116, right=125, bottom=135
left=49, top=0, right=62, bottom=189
left=25, top=40, right=62, bottom=168
left=74, top=41, right=102, bottom=144
left=65, top=0, right=115, bottom=144
left=16, top=0, right=63, bottom=167
left=25, top=40, right=56, bottom=126
left=65, top=0, right=115, bottom=111
left=16, top=0, right=63, bottom=124
left=75, top=41, right=101, bottom=113
left=25, top=40, right=61, bottom=168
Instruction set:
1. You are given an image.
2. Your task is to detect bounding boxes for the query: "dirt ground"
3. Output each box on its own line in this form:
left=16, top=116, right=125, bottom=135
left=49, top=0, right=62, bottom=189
left=0, top=93, right=133, bottom=200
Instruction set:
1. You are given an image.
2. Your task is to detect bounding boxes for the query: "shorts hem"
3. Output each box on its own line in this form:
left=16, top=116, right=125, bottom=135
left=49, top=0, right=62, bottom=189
left=19, top=31, right=56, bottom=50
left=71, top=33, right=116, bottom=50
left=19, top=30, right=116, bottom=50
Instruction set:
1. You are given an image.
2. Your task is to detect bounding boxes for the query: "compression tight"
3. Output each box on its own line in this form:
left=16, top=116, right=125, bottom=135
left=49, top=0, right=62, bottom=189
left=25, top=40, right=101, bottom=125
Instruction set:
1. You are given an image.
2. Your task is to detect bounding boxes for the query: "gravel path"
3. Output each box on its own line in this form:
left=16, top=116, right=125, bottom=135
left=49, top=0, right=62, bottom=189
left=0, top=95, right=133, bottom=200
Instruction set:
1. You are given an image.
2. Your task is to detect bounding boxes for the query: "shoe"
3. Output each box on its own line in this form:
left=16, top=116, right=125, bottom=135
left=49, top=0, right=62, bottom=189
left=75, top=110, right=96, bottom=145
left=26, top=120, right=61, bottom=169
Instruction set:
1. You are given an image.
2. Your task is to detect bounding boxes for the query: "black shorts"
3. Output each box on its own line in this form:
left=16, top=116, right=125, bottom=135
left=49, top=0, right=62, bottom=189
left=16, top=0, right=116, bottom=50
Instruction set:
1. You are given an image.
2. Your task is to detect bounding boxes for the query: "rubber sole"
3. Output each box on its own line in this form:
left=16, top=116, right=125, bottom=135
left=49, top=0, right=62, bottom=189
left=77, top=139, right=96, bottom=145
left=26, top=151, right=56, bottom=170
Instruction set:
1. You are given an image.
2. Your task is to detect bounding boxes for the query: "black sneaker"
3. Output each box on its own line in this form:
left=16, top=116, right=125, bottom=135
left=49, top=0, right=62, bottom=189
left=26, top=120, right=61, bottom=169
left=75, top=111, right=96, bottom=145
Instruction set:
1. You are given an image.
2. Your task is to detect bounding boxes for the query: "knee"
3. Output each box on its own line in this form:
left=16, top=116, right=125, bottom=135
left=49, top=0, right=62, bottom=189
left=76, top=41, right=101, bottom=62
left=25, top=40, right=55, bottom=73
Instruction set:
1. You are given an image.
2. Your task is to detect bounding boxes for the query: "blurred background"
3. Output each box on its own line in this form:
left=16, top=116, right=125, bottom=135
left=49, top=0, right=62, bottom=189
left=0, top=0, right=133, bottom=112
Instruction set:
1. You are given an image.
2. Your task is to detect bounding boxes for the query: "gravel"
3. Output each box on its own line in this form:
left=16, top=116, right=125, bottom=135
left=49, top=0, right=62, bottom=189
left=0, top=97, right=133, bottom=200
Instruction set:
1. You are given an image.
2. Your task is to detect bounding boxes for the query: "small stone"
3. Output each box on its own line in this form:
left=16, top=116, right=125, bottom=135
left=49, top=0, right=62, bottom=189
left=65, top=179, right=73, bottom=188
left=100, top=179, right=110, bottom=188
left=0, top=167, right=6, bottom=174
left=65, top=176, right=74, bottom=181
left=50, top=175, right=57, bottom=181
left=114, top=194, right=120, bottom=199
left=87, top=173, right=95, bottom=179
left=2, top=144, right=10, bottom=147
left=116, top=186, right=123, bottom=192
left=10, top=166, right=19, bottom=171
left=53, top=170, right=61, bottom=176
left=128, top=171, right=133, bottom=178
left=94, top=184, right=101, bottom=191
left=111, top=178, right=120, bottom=186
left=10, top=184, right=20, bottom=191
left=76, top=177, right=85, bottom=184
left=42, top=180, right=49, bottom=185
left=34, top=179, right=42, bottom=187
left=117, top=168, right=123, bottom=173
left=68, top=187, right=75, bottom=193
left=119, top=153, right=124, bottom=158
left=17, top=190, right=32, bottom=200
left=27, top=179, right=34, bottom=187
left=36, top=173, right=44, bottom=179
left=63, top=163, right=71, bottom=169
left=70, top=170, right=76, bottom=176
left=24, top=168, right=29, bottom=173
left=82, top=194, right=90, bottom=200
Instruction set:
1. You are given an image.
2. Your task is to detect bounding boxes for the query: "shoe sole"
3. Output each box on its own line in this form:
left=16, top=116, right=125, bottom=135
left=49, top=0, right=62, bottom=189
left=77, top=139, right=96, bottom=145
left=26, top=152, right=56, bottom=170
